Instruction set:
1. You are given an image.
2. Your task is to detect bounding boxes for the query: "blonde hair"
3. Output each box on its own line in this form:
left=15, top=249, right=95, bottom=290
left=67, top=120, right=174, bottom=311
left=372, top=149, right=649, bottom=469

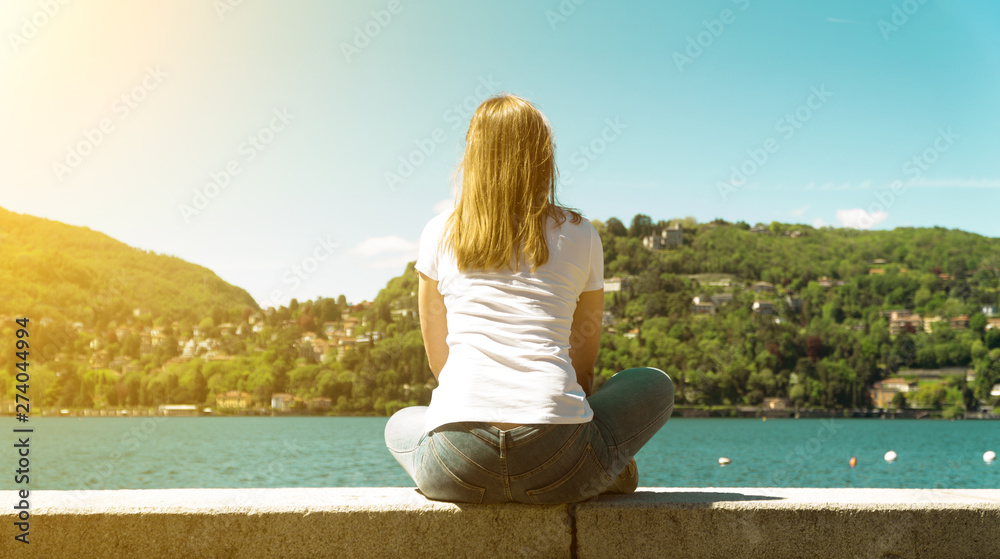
left=443, top=94, right=582, bottom=274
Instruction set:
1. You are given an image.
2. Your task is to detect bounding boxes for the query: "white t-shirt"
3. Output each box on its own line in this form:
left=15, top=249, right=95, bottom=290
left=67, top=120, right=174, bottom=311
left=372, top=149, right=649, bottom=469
left=414, top=207, right=604, bottom=433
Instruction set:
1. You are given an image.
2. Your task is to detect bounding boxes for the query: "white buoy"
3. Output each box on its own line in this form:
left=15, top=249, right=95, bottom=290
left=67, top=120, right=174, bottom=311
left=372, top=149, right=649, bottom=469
left=719, top=457, right=731, bottom=466
left=884, top=450, right=897, bottom=462
left=985, top=451, right=997, bottom=463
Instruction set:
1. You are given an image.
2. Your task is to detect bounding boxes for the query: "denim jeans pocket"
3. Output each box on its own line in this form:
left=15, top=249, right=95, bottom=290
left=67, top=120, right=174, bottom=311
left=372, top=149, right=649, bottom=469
left=416, top=437, right=487, bottom=504
left=524, top=443, right=613, bottom=505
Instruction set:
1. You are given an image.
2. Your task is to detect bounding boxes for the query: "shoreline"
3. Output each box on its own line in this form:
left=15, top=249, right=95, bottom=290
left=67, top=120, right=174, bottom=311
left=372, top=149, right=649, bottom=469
left=2, top=408, right=997, bottom=420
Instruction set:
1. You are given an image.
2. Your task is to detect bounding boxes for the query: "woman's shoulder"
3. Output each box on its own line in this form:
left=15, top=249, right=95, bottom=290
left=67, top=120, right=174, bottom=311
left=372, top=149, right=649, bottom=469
left=422, top=207, right=454, bottom=236
left=549, top=207, right=594, bottom=235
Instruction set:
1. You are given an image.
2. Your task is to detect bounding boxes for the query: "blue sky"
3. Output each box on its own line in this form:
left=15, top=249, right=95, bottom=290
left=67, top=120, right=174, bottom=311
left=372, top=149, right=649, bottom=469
left=2, top=0, right=998, bottom=307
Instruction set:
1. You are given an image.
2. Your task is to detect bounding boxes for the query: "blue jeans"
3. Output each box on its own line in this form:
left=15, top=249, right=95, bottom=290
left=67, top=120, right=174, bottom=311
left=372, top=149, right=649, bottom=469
left=384, top=367, right=674, bottom=504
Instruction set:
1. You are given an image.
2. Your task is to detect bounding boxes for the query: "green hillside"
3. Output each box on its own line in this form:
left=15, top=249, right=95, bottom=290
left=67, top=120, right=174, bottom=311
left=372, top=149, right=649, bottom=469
left=2, top=211, right=998, bottom=417
left=0, top=206, right=258, bottom=325
left=600, top=216, right=1000, bottom=293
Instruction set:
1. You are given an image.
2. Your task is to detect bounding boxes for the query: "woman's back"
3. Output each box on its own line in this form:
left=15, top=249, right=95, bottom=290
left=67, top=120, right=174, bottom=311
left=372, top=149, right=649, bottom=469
left=415, top=206, right=604, bottom=432
left=385, top=93, right=672, bottom=504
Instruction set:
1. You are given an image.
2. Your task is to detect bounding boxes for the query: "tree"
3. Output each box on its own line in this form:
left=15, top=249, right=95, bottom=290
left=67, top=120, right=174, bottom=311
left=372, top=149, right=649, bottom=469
left=193, top=369, right=208, bottom=404
left=211, top=306, right=225, bottom=327
left=298, top=313, right=316, bottom=333
left=628, top=214, right=654, bottom=239
left=970, top=313, right=987, bottom=334
left=606, top=217, right=627, bottom=237
left=890, top=391, right=907, bottom=409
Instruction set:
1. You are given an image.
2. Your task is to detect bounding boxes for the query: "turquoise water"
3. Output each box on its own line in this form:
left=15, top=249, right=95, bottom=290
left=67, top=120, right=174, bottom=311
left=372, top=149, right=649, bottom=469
left=3, top=417, right=997, bottom=490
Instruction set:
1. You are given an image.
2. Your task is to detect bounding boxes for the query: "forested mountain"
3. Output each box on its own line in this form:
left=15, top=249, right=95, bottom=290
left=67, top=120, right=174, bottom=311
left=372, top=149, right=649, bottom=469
left=0, top=206, right=258, bottom=324
left=591, top=216, right=1000, bottom=415
left=2, top=210, right=999, bottom=417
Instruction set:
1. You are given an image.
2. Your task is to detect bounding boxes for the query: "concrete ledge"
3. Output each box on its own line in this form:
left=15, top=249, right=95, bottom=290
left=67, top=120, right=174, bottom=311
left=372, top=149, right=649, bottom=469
left=3, top=488, right=998, bottom=558
left=575, top=488, right=1000, bottom=559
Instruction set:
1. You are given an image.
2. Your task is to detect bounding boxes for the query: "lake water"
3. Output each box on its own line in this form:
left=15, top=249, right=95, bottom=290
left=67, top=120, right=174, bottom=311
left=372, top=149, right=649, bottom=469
left=3, top=417, right=997, bottom=491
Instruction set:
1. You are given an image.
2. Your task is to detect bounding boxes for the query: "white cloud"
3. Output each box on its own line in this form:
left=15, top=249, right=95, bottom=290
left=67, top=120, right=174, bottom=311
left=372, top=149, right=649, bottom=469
left=791, top=204, right=809, bottom=217
left=813, top=217, right=826, bottom=228
left=369, top=255, right=418, bottom=270
left=836, top=208, right=888, bottom=230
left=348, top=235, right=419, bottom=258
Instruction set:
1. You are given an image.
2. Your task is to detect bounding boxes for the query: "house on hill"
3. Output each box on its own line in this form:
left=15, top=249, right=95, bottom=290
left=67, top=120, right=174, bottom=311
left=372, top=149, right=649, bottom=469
left=816, top=276, right=849, bottom=288
left=309, top=397, right=333, bottom=411
left=923, top=316, right=944, bottom=333
left=604, top=276, right=632, bottom=293
left=642, top=224, right=683, bottom=250
left=752, top=301, right=775, bottom=316
left=751, top=281, right=775, bottom=294
left=343, top=317, right=360, bottom=337
left=216, top=390, right=253, bottom=410
left=691, top=297, right=716, bottom=316
left=271, top=393, right=296, bottom=412
left=882, top=309, right=911, bottom=318
left=710, top=293, right=734, bottom=306
left=889, top=311, right=923, bottom=336
left=869, top=378, right=918, bottom=408
left=949, top=315, right=970, bottom=330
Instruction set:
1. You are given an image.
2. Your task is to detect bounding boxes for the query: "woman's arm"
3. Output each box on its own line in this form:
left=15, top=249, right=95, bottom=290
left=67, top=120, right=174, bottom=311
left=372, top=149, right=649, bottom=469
left=417, top=270, right=449, bottom=379
left=569, top=288, right=603, bottom=397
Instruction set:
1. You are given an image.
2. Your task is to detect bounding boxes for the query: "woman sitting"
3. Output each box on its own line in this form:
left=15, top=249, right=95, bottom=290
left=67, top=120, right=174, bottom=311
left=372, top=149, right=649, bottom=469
left=385, top=93, right=673, bottom=504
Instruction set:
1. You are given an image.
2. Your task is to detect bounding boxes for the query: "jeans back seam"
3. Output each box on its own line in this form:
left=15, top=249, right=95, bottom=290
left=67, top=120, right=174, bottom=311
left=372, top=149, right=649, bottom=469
left=499, top=431, right=512, bottom=501
left=505, top=424, right=558, bottom=448
left=508, top=423, right=587, bottom=482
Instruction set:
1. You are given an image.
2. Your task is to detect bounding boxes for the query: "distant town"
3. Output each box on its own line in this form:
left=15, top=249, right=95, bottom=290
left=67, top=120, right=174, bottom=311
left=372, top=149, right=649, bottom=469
left=3, top=216, right=1000, bottom=419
